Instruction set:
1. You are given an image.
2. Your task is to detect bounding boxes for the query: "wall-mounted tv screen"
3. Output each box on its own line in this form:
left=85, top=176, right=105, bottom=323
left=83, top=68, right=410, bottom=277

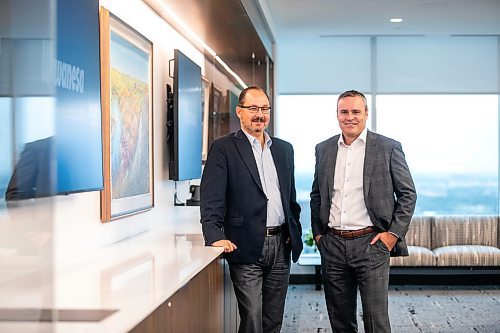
left=168, top=49, right=202, bottom=181
left=2, top=0, right=103, bottom=202
left=56, top=0, right=103, bottom=194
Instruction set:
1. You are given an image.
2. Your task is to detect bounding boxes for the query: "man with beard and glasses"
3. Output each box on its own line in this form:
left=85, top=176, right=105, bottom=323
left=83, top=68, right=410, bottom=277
left=200, top=86, right=302, bottom=333
left=310, top=90, right=417, bottom=333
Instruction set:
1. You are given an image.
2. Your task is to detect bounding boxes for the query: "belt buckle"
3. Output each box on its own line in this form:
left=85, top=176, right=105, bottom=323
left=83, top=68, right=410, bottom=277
left=340, top=230, right=350, bottom=236
left=266, top=228, right=272, bottom=237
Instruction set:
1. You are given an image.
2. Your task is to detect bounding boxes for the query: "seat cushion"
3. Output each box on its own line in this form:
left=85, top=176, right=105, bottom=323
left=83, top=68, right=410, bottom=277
left=433, top=245, right=500, bottom=266
left=390, top=246, right=435, bottom=266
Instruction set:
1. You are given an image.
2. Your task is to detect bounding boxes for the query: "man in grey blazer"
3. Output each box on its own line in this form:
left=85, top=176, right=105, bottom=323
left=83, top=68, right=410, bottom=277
left=310, top=90, right=417, bottom=333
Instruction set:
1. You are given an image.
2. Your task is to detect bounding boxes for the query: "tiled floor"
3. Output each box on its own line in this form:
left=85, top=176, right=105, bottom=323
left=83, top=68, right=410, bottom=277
left=282, top=284, right=500, bottom=332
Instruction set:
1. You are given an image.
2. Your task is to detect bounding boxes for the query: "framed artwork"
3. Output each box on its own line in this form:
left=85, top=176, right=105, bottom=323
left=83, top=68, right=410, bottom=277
left=99, top=8, right=154, bottom=222
left=201, top=77, right=210, bottom=161
left=208, top=84, right=227, bottom=148
left=227, top=89, right=241, bottom=133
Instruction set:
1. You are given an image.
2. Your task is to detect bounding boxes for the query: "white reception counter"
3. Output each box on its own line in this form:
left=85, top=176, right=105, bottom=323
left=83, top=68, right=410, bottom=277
left=0, top=207, right=223, bottom=333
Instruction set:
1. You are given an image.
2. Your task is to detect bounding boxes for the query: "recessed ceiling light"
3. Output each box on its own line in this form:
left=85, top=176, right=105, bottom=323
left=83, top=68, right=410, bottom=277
left=390, top=18, right=403, bottom=23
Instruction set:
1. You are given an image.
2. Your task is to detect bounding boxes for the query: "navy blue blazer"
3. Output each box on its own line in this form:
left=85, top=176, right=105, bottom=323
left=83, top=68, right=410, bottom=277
left=200, top=130, right=303, bottom=264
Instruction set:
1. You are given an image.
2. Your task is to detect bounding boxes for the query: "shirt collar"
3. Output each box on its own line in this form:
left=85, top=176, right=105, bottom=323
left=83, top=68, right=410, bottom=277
left=241, top=129, right=272, bottom=147
left=338, top=127, right=368, bottom=147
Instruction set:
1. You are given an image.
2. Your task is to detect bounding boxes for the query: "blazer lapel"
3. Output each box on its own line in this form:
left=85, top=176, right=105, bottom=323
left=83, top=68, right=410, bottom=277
left=233, top=130, right=264, bottom=192
left=327, top=136, right=339, bottom=203
left=363, top=130, right=378, bottom=199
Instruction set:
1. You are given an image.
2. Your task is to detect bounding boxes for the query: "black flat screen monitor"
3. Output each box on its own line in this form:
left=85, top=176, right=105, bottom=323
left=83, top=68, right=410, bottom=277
left=168, top=49, right=202, bottom=181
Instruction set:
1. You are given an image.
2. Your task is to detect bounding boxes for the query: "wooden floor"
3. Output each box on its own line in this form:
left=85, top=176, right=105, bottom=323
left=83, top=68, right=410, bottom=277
left=283, top=284, right=500, bottom=332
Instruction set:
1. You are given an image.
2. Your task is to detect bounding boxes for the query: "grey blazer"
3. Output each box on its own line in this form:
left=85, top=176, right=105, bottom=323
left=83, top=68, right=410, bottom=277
left=310, top=130, right=417, bottom=257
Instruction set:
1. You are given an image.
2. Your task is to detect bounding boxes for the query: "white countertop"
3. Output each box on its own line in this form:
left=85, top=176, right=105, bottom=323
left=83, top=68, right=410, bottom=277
left=0, top=208, right=223, bottom=333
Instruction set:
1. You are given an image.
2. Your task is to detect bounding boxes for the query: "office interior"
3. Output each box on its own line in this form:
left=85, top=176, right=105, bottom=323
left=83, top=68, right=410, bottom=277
left=0, top=0, right=499, bottom=332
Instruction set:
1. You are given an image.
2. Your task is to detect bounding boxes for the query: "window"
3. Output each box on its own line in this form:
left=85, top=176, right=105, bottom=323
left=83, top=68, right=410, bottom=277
left=376, top=94, right=499, bottom=215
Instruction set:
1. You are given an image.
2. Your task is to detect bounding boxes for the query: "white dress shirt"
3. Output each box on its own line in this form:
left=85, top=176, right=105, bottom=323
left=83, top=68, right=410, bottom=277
left=328, top=127, right=373, bottom=230
left=242, top=130, right=285, bottom=227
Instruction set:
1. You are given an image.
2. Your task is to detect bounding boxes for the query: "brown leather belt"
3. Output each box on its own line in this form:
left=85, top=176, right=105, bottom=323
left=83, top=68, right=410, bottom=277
left=266, top=225, right=282, bottom=236
left=329, top=226, right=376, bottom=239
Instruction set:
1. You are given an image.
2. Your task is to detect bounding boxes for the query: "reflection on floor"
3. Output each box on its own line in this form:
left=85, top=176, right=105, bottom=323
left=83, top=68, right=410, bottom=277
left=283, top=284, right=500, bottom=333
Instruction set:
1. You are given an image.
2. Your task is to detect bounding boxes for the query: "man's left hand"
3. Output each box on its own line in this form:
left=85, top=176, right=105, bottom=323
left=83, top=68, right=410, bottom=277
left=370, top=232, right=398, bottom=251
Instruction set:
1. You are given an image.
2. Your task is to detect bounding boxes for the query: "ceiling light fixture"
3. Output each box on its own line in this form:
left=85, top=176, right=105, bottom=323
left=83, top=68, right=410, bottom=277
left=390, top=18, right=403, bottom=23
left=155, top=1, right=247, bottom=88
left=214, top=56, right=247, bottom=88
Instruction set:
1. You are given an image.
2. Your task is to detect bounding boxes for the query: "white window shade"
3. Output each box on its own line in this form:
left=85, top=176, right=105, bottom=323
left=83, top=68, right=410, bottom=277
left=376, top=36, right=499, bottom=93
left=277, top=37, right=371, bottom=94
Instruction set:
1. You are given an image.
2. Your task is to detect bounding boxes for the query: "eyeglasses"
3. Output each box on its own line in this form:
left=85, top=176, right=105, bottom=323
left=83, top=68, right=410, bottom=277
left=238, top=105, right=271, bottom=114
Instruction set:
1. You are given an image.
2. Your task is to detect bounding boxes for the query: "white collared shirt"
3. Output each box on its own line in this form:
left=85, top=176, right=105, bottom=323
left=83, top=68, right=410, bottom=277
left=242, top=130, right=285, bottom=227
left=328, top=127, right=373, bottom=230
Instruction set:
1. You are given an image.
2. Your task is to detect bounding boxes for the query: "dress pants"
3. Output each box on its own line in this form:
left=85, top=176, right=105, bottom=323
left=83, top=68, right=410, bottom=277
left=229, top=232, right=290, bottom=333
left=319, top=231, right=391, bottom=333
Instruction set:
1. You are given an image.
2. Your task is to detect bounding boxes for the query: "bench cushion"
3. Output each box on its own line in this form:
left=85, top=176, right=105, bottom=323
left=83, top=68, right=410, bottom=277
left=390, top=246, right=435, bottom=266
left=433, top=245, right=500, bottom=266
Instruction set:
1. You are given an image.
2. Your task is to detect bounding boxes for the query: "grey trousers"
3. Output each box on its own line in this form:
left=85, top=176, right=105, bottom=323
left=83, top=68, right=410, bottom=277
left=229, top=233, right=290, bottom=333
left=319, top=231, right=391, bottom=333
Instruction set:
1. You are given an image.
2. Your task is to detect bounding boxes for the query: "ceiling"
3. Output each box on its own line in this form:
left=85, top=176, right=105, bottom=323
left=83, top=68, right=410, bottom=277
left=145, top=0, right=269, bottom=88
left=261, top=0, right=500, bottom=38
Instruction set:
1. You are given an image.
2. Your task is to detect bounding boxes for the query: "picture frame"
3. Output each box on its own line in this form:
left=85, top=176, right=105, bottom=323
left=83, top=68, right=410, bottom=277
left=99, top=8, right=154, bottom=222
left=208, top=84, right=226, bottom=148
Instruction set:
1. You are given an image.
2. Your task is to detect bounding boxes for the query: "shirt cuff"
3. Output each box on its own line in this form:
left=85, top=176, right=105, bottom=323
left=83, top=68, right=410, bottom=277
left=388, top=231, right=400, bottom=239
